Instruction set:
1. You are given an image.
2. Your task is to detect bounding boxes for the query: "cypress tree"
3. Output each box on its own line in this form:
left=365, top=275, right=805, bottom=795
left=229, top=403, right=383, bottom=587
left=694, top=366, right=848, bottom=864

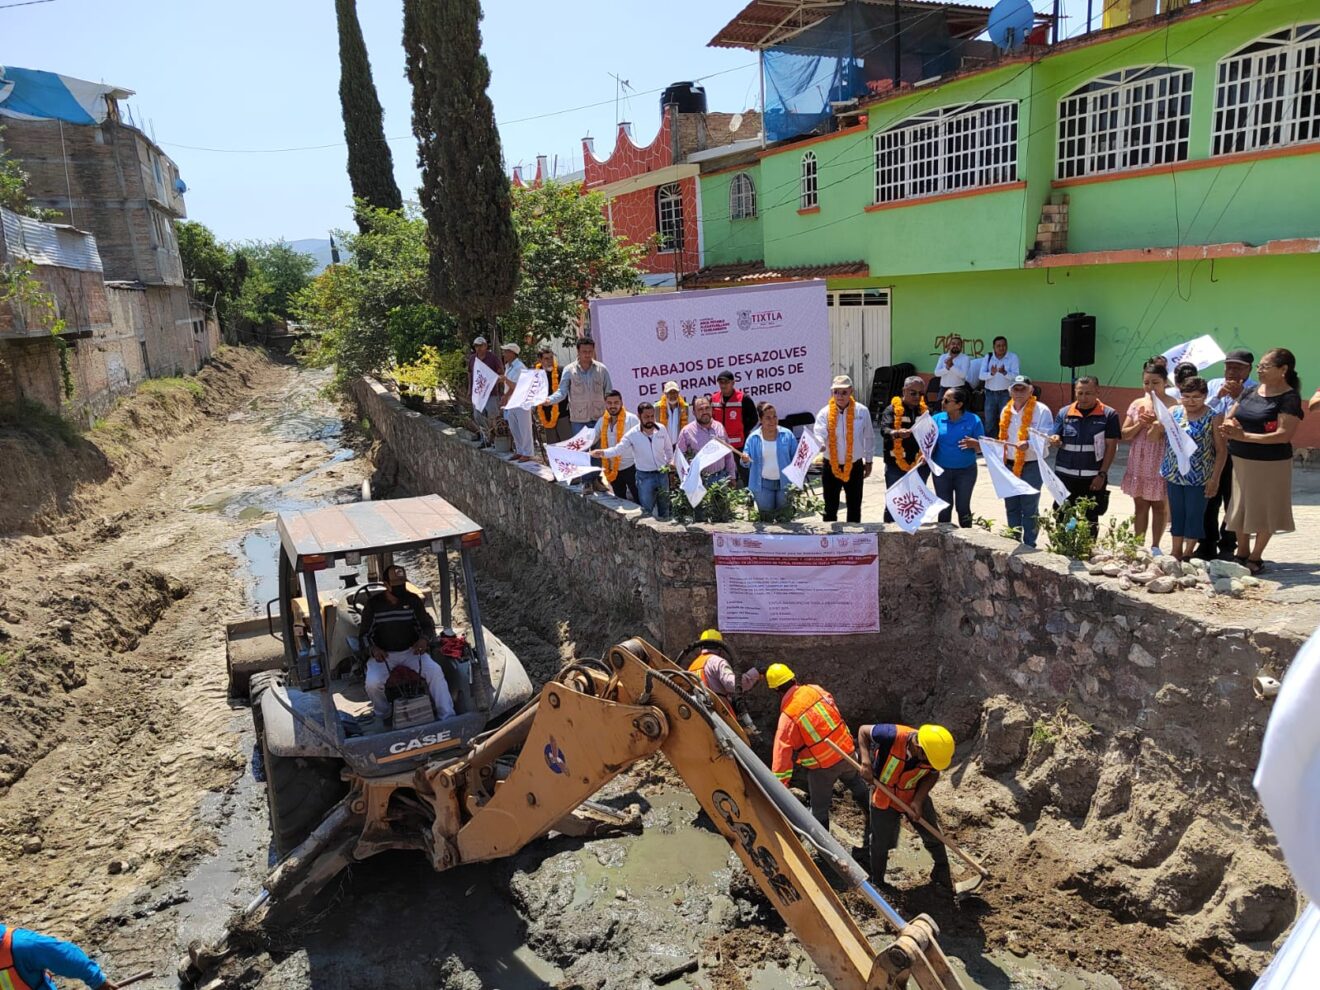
left=336, top=0, right=402, bottom=221
left=403, top=0, right=520, bottom=346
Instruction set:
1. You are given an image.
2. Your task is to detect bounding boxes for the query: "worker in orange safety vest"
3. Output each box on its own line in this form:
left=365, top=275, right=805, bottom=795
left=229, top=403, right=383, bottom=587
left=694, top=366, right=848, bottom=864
left=856, top=721, right=955, bottom=889
left=687, top=628, right=762, bottom=734
left=767, top=663, right=870, bottom=832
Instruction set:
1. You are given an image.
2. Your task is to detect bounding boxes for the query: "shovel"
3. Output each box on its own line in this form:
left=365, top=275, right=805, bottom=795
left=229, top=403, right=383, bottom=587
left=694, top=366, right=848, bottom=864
left=824, top=738, right=989, bottom=894
left=115, top=972, right=154, bottom=989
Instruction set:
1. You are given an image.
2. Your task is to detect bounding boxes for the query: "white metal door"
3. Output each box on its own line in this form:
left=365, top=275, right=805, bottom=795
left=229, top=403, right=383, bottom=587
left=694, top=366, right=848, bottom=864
left=827, top=289, right=891, bottom=406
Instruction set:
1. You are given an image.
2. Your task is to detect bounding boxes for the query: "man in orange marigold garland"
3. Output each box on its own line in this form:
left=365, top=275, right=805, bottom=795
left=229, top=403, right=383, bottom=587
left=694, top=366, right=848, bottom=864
left=812, top=375, right=875, bottom=523
left=879, top=375, right=929, bottom=523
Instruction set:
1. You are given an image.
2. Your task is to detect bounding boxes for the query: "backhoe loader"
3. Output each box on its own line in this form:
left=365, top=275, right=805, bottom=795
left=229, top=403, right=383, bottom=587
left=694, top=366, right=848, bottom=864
left=191, top=495, right=966, bottom=990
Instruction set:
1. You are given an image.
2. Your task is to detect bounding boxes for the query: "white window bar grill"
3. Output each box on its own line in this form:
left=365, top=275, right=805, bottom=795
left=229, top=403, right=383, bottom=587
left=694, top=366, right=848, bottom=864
left=729, top=173, right=757, bottom=219
left=800, top=151, right=818, bottom=209
left=873, top=102, right=1018, bottom=204
left=1056, top=66, right=1193, bottom=179
left=656, top=183, right=684, bottom=252
left=1214, top=24, right=1320, bottom=156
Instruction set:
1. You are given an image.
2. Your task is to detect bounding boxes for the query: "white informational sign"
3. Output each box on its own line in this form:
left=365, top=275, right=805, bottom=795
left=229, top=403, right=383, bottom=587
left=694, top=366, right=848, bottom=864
left=470, top=359, right=497, bottom=411
left=589, top=280, right=831, bottom=418
left=713, top=533, right=879, bottom=635
left=782, top=429, right=822, bottom=489
left=1151, top=393, right=1197, bottom=477
left=506, top=368, right=549, bottom=410
left=1162, top=334, right=1226, bottom=372
left=1029, top=432, right=1071, bottom=506
left=544, top=441, right=595, bottom=483
left=884, top=465, right=947, bottom=534
left=909, top=411, right=942, bottom=476
left=978, top=438, right=1041, bottom=499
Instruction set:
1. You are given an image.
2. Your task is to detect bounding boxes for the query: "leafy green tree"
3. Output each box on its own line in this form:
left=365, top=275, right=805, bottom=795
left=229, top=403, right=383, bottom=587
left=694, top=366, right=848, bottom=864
left=237, top=241, right=317, bottom=320
left=404, top=0, right=520, bottom=347
left=503, top=181, right=644, bottom=345
left=295, top=203, right=457, bottom=391
left=175, top=220, right=233, bottom=301
left=0, top=127, right=59, bottom=221
left=335, top=0, right=402, bottom=221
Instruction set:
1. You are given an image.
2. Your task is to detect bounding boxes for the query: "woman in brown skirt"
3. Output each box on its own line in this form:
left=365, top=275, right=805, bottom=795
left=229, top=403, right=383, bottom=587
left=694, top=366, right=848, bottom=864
left=1220, top=347, right=1304, bottom=574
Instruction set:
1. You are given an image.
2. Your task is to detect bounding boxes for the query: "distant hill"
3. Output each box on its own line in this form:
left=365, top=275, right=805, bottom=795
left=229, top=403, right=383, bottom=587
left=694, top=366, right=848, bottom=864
left=288, top=238, right=342, bottom=275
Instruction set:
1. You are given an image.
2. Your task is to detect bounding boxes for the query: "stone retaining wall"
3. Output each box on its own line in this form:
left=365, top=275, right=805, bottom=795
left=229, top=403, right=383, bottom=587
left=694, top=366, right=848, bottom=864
left=354, top=376, right=1297, bottom=763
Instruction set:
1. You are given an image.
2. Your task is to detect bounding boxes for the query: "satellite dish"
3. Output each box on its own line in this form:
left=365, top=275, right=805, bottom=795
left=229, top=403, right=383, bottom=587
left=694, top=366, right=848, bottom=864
left=729, top=113, right=743, bottom=133
left=987, top=0, right=1035, bottom=50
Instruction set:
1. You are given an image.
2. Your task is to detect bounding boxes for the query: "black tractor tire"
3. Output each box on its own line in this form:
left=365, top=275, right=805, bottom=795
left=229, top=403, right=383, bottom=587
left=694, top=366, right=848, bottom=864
left=262, top=745, right=348, bottom=859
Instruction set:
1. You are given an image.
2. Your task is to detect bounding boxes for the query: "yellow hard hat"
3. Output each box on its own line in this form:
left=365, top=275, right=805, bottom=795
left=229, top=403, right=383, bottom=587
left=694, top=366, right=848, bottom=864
left=917, top=724, right=955, bottom=771
left=765, top=663, right=795, bottom=690
left=700, top=628, right=723, bottom=642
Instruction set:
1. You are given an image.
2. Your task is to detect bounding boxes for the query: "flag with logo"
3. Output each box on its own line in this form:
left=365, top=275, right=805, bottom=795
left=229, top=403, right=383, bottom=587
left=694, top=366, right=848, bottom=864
left=884, top=465, right=947, bottom=534
left=1151, top=393, right=1197, bottom=477
left=544, top=441, right=595, bottom=484
left=1028, top=432, right=1071, bottom=506
left=506, top=368, right=549, bottom=410
left=909, top=411, right=943, bottom=476
left=783, top=429, right=822, bottom=489
left=470, top=359, right=498, bottom=411
left=1161, top=334, right=1226, bottom=372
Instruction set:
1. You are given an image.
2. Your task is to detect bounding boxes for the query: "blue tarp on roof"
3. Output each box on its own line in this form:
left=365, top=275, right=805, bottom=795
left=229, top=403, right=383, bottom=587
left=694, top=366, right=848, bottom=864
left=0, top=66, right=132, bottom=125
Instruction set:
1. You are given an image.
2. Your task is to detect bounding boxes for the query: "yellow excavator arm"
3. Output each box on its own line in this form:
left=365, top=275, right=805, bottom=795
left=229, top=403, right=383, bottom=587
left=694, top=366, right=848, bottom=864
left=186, top=639, right=965, bottom=990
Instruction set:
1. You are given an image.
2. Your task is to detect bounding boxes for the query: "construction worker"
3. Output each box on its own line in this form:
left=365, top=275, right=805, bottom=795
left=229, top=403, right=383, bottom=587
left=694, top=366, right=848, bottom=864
left=1, top=924, right=119, bottom=989
left=687, top=629, right=761, bottom=734
left=856, top=722, right=955, bottom=890
left=767, top=663, right=870, bottom=830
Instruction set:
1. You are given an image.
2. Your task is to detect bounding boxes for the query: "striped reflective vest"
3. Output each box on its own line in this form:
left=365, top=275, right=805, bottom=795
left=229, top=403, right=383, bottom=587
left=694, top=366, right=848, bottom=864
left=1, top=929, right=36, bottom=990
left=689, top=652, right=736, bottom=719
left=871, top=725, right=934, bottom=810
left=773, top=684, right=853, bottom=780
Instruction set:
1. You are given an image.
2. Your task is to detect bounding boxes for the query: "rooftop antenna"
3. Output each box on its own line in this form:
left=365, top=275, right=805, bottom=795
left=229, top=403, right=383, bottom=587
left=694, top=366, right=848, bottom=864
left=608, top=72, right=631, bottom=128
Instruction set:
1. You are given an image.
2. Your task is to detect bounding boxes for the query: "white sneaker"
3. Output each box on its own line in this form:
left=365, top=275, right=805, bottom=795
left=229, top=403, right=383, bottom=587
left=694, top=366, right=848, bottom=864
left=1149, top=546, right=1163, bottom=556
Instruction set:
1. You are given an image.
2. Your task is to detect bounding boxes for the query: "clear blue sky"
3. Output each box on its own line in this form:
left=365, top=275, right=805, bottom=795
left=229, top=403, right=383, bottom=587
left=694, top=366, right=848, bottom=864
left=3, top=0, right=1092, bottom=245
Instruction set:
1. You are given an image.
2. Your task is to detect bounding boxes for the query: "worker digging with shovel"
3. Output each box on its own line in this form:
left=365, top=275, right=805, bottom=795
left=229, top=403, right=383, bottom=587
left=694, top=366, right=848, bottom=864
left=852, top=722, right=957, bottom=892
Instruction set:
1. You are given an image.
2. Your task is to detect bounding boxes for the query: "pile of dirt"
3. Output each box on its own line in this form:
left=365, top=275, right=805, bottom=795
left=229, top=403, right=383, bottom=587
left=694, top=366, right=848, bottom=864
left=0, top=347, right=274, bottom=535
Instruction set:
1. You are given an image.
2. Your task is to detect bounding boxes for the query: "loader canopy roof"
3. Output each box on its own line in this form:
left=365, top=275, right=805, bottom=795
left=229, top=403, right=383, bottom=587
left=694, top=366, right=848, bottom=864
left=277, top=495, right=482, bottom=569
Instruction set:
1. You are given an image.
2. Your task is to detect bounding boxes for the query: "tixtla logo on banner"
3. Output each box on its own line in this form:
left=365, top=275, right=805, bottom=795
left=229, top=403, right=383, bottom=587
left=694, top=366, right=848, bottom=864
left=589, top=280, right=831, bottom=420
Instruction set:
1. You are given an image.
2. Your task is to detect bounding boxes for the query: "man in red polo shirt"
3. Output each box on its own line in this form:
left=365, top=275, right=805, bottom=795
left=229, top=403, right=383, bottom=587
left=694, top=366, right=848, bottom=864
left=711, top=370, right=757, bottom=486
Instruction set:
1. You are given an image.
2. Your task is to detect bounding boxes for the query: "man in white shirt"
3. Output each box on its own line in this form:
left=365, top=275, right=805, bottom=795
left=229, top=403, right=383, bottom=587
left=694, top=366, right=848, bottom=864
left=591, top=401, right=673, bottom=519
left=498, top=343, right=535, bottom=461
left=590, top=390, right=641, bottom=503
left=978, top=336, right=1020, bottom=434
left=813, top=375, right=875, bottom=523
left=932, top=334, right=971, bottom=399
left=967, top=375, right=1053, bottom=547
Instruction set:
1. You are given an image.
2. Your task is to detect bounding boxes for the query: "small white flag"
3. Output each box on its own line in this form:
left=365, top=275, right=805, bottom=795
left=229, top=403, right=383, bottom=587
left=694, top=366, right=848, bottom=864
left=979, top=438, right=1041, bottom=499
left=470, top=359, right=498, bottom=411
left=1151, top=393, right=1197, bottom=477
left=783, top=430, right=822, bottom=489
left=679, top=448, right=707, bottom=508
left=544, top=441, right=595, bottom=483
left=558, top=425, right=597, bottom=452
left=909, top=411, right=943, bottom=476
left=1028, top=432, right=1071, bottom=506
left=692, top=439, right=730, bottom=475
left=506, top=368, right=549, bottom=410
left=1162, top=334, right=1226, bottom=372
left=884, top=465, right=947, bottom=534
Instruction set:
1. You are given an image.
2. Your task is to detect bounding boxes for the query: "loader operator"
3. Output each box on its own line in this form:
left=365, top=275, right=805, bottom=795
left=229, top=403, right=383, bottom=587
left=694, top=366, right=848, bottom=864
left=767, top=664, right=870, bottom=832
left=1, top=923, right=119, bottom=990
left=856, top=722, right=955, bottom=890
left=360, top=565, right=456, bottom=724
left=687, top=628, right=761, bottom=735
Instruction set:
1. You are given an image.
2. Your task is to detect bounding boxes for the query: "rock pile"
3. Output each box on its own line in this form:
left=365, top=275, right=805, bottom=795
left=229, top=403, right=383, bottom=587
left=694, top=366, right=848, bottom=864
left=1085, top=550, right=1262, bottom=597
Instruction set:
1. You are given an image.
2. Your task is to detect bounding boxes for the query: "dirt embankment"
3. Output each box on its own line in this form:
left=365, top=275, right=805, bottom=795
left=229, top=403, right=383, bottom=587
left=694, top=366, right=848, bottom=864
left=0, top=347, right=272, bottom=536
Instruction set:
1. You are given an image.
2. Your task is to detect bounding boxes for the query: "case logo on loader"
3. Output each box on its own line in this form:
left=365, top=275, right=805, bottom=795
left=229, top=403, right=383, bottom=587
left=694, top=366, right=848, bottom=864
left=544, top=736, right=568, bottom=774
left=711, top=789, right=800, bottom=905
left=380, top=729, right=458, bottom=762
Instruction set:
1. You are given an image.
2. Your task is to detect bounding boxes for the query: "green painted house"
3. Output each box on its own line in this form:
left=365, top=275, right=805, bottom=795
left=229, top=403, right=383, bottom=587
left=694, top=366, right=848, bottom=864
left=695, top=0, right=1320, bottom=436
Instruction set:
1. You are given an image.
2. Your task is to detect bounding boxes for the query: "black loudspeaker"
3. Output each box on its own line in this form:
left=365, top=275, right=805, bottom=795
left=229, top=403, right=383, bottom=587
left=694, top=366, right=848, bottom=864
left=1060, top=312, right=1096, bottom=367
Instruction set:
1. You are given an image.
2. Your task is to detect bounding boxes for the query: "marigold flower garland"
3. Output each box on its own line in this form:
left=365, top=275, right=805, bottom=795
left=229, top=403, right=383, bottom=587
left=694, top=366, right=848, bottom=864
left=658, top=395, right=688, bottom=432
left=890, top=395, right=927, bottom=471
left=827, top=398, right=856, bottom=482
left=598, top=408, right=626, bottom=483
left=535, top=359, right=560, bottom=430
left=998, top=394, right=1037, bottom=477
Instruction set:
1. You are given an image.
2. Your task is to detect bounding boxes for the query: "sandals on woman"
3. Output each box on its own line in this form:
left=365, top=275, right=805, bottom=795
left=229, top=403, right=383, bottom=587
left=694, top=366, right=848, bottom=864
left=1244, top=559, right=1267, bottom=575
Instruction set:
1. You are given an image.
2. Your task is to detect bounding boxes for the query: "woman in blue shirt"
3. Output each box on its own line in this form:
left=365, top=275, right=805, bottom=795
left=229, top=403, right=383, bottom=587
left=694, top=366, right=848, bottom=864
left=737, top=402, right=798, bottom=517
left=931, top=385, right=984, bottom=528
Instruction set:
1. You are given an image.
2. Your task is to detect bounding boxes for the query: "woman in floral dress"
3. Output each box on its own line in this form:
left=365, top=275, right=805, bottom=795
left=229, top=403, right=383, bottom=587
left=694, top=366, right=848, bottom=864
left=1121, top=357, right=1174, bottom=550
